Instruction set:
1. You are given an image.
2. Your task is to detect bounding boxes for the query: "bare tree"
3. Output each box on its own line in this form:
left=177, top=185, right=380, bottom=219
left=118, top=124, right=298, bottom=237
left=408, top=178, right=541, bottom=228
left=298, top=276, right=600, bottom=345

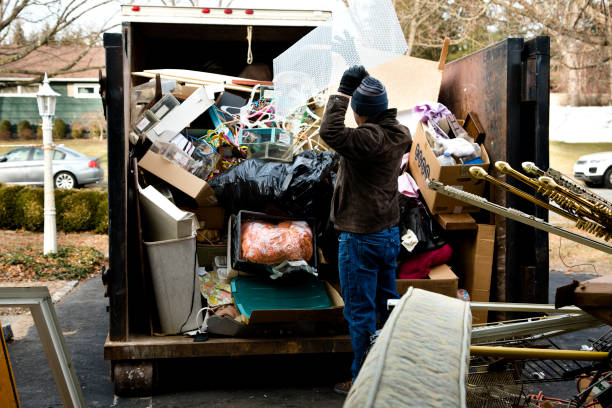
left=489, top=0, right=612, bottom=105
left=393, top=0, right=489, bottom=56
left=0, top=0, right=118, bottom=87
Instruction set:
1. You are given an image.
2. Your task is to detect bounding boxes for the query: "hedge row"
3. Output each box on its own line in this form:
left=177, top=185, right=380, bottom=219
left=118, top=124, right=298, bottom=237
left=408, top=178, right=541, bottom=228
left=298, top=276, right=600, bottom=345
left=0, top=185, right=108, bottom=233
left=0, top=119, right=102, bottom=141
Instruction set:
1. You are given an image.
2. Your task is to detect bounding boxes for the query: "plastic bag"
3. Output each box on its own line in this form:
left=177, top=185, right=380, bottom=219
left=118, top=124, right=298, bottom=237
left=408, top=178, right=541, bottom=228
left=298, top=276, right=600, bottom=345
left=397, top=195, right=446, bottom=259
left=208, top=150, right=338, bottom=221
left=241, top=220, right=313, bottom=264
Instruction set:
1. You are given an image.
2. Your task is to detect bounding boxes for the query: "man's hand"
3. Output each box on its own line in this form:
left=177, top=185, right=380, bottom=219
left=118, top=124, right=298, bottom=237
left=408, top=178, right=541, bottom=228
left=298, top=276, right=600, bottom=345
left=338, top=65, right=369, bottom=96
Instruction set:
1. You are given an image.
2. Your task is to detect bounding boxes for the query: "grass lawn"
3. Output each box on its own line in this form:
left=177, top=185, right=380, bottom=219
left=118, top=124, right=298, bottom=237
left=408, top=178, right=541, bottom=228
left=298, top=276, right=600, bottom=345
left=0, top=139, right=108, bottom=181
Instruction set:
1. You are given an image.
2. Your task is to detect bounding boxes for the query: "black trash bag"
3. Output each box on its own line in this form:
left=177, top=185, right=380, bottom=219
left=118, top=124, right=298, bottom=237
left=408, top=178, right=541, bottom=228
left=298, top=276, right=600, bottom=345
left=209, top=150, right=339, bottom=222
left=397, top=195, right=446, bottom=260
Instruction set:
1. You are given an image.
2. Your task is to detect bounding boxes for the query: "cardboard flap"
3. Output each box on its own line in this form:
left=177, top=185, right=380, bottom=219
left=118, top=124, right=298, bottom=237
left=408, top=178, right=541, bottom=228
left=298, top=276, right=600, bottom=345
left=345, top=55, right=442, bottom=126
left=138, top=150, right=217, bottom=207
left=428, top=264, right=458, bottom=280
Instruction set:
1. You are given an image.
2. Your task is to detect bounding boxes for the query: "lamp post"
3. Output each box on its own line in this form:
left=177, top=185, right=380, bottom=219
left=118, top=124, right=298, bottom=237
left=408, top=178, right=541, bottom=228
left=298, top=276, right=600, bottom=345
left=37, top=73, right=60, bottom=255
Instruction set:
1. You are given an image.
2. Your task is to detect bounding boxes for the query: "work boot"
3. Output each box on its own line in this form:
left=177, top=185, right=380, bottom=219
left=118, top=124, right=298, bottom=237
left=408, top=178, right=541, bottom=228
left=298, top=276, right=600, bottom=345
left=334, top=380, right=353, bottom=395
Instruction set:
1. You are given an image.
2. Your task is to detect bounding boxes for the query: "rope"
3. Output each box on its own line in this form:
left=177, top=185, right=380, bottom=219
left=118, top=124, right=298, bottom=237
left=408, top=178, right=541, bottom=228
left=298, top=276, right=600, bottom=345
left=246, top=26, right=253, bottom=65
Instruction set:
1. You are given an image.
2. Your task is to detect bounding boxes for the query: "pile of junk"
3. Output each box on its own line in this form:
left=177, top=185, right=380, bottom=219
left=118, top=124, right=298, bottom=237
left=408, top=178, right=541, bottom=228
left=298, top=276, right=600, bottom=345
left=119, top=0, right=504, bottom=339
left=127, top=62, right=499, bottom=338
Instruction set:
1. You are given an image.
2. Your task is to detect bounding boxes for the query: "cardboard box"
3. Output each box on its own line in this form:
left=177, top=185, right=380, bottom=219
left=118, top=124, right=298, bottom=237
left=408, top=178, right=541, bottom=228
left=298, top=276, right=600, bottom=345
left=450, top=224, right=495, bottom=324
left=247, top=281, right=345, bottom=325
left=190, top=206, right=225, bottom=230
left=435, top=213, right=477, bottom=231
left=197, top=244, right=227, bottom=269
left=396, top=264, right=458, bottom=298
left=139, top=150, right=218, bottom=207
left=345, top=54, right=443, bottom=127
left=408, top=122, right=490, bottom=214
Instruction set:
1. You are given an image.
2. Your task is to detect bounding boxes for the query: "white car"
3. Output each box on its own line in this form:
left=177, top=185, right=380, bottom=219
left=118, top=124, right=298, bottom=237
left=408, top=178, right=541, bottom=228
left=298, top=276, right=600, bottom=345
left=573, top=152, right=612, bottom=188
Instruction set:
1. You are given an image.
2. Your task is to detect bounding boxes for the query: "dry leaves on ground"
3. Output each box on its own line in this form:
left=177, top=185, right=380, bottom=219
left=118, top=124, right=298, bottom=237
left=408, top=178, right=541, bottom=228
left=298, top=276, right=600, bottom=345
left=0, top=230, right=108, bottom=282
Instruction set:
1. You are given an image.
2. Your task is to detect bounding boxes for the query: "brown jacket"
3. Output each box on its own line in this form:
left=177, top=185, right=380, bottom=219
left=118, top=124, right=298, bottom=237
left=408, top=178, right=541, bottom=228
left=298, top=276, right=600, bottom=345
left=320, top=94, right=412, bottom=233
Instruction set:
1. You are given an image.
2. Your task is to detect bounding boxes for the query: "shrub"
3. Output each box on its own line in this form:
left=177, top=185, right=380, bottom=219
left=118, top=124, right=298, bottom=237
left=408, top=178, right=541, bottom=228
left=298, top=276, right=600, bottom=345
left=70, top=121, right=84, bottom=139
left=52, top=118, right=67, bottom=139
left=0, top=120, right=12, bottom=140
left=0, top=184, right=25, bottom=229
left=88, top=120, right=105, bottom=139
left=17, top=120, right=34, bottom=140
left=95, top=193, right=108, bottom=234
left=14, top=187, right=44, bottom=232
left=36, top=124, right=43, bottom=139
left=57, top=190, right=99, bottom=231
left=0, top=185, right=107, bottom=233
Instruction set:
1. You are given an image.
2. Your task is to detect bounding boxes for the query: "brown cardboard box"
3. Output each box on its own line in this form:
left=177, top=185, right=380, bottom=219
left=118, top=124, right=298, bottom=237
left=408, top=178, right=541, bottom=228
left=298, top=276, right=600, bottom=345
left=139, top=150, right=218, bottom=207
left=408, top=122, right=490, bottom=214
left=196, top=244, right=227, bottom=269
left=248, top=281, right=345, bottom=325
left=191, top=206, right=225, bottom=230
left=451, top=224, right=496, bottom=324
left=435, top=213, right=477, bottom=231
left=345, top=54, right=443, bottom=127
left=396, top=264, right=458, bottom=298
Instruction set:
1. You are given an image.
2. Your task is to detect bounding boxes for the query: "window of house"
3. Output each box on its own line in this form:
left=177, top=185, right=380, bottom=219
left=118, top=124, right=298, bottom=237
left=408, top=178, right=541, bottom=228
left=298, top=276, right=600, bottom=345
left=74, top=83, right=100, bottom=98
left=0, top=84, right=38, bottom=97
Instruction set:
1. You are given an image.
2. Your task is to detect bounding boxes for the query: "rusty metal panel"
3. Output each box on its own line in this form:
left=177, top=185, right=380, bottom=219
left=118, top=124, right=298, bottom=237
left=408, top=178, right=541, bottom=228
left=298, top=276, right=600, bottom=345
left=439, top=37, right=549, bottom=305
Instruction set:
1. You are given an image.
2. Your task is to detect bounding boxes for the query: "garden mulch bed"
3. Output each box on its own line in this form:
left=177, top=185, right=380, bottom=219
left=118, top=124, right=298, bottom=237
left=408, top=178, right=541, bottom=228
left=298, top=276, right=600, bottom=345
left=0, top=230, right=108, bottom=338
left=0, top=230, right=108, bottom=282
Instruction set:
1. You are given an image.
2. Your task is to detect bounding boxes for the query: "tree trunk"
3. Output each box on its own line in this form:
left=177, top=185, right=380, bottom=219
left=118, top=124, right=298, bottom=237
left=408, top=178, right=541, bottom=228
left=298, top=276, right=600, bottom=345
left=566, top=40, right=582, bottom=106
left=405, top=0, right=421, bottom=56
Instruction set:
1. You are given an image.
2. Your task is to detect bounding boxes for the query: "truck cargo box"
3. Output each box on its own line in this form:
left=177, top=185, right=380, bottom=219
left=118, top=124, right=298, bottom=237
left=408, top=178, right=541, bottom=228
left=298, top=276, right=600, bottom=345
left=102, top=4, right=549, bottom=396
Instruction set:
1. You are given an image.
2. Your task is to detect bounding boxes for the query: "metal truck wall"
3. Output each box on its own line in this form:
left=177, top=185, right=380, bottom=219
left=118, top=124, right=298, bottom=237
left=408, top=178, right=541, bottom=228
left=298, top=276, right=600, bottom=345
left=439, top=37, right=550, bottom=305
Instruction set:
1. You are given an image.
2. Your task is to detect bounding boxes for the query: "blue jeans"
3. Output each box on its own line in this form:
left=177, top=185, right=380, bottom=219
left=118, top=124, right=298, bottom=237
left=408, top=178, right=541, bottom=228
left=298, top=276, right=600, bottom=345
left=338, top=226, right=400, bottom=381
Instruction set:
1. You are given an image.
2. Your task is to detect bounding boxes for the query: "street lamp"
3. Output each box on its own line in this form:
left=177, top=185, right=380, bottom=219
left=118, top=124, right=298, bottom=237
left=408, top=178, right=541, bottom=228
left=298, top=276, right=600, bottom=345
left=37, top=73, right=60, bottom=255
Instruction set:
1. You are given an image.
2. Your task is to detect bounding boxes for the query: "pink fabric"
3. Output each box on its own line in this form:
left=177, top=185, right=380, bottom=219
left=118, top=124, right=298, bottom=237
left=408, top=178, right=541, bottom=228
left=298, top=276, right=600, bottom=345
left=398, top=152, right=419, bottom=198
left=397, top=244, right=453, bottom=280
left=398, top=172, right=419, bottom=198
left=400, top=152, right=410, bottom=169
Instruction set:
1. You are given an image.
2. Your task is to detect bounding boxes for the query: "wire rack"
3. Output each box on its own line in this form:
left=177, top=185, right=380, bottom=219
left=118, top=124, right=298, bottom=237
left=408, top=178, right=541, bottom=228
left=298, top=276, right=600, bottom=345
left=466, top=329, right=612, bottom=407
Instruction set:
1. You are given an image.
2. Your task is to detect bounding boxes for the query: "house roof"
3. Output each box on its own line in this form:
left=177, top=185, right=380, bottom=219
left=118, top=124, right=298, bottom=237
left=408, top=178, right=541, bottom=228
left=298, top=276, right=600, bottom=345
left=0, top=45, right=105, bottom=80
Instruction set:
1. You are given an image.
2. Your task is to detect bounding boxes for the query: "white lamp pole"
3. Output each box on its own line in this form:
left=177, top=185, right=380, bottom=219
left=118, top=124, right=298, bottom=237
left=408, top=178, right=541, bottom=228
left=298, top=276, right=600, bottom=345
left=37, top=73, right=60, bottom=255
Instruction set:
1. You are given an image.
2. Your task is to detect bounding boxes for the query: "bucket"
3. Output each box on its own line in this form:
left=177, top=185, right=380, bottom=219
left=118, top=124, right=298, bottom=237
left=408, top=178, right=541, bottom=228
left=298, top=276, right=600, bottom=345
left=144, top=235, right=201, bottom=334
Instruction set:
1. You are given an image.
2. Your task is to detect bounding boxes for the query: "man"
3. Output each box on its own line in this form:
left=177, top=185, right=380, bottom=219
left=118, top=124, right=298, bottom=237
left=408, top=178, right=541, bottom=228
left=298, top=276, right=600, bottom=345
left=319, top=66, right=412, bottom=395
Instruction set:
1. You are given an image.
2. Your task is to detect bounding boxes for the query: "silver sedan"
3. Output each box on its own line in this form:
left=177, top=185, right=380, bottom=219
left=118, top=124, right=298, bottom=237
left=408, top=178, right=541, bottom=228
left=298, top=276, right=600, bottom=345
left=0, top=145, right=104, bottom=189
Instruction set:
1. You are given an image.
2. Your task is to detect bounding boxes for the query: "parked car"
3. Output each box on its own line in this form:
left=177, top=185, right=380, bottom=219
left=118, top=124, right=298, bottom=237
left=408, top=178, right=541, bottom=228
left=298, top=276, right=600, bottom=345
left=0, top=145, right=104, bottom=189
left=573, top=152, right=612, bottom=188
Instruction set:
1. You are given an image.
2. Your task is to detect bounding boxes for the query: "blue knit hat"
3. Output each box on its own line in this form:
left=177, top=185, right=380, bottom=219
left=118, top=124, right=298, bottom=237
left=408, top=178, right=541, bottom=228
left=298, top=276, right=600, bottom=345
left=351, top=76, right=388, bottom=117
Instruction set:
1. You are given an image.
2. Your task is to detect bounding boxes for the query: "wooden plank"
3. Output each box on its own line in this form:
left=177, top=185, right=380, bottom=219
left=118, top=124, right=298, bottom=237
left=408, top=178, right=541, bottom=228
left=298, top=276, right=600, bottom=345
left=104, top=334, right=352, bottom=360
left=133, top=71, right=254, bottom=93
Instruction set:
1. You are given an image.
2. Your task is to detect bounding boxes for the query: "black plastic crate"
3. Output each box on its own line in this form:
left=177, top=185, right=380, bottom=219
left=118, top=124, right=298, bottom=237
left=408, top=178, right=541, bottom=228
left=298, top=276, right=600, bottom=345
left=230, top=210, right=318, bottom=277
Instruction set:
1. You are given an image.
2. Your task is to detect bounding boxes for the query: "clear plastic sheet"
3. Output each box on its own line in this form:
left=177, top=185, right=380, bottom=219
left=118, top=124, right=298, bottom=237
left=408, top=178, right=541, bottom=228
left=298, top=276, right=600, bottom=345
left=273, top=0, right=407, bottom=117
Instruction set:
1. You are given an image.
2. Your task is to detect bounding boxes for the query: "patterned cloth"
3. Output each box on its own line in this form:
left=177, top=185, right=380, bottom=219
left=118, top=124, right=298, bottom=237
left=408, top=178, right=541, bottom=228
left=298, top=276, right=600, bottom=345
left=200, top=272, right=233, bottom=307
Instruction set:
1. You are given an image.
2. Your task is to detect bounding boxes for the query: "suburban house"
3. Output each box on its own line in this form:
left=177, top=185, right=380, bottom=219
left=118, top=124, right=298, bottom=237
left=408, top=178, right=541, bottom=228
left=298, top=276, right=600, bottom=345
left=0, top=45, right=104, bottom=134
